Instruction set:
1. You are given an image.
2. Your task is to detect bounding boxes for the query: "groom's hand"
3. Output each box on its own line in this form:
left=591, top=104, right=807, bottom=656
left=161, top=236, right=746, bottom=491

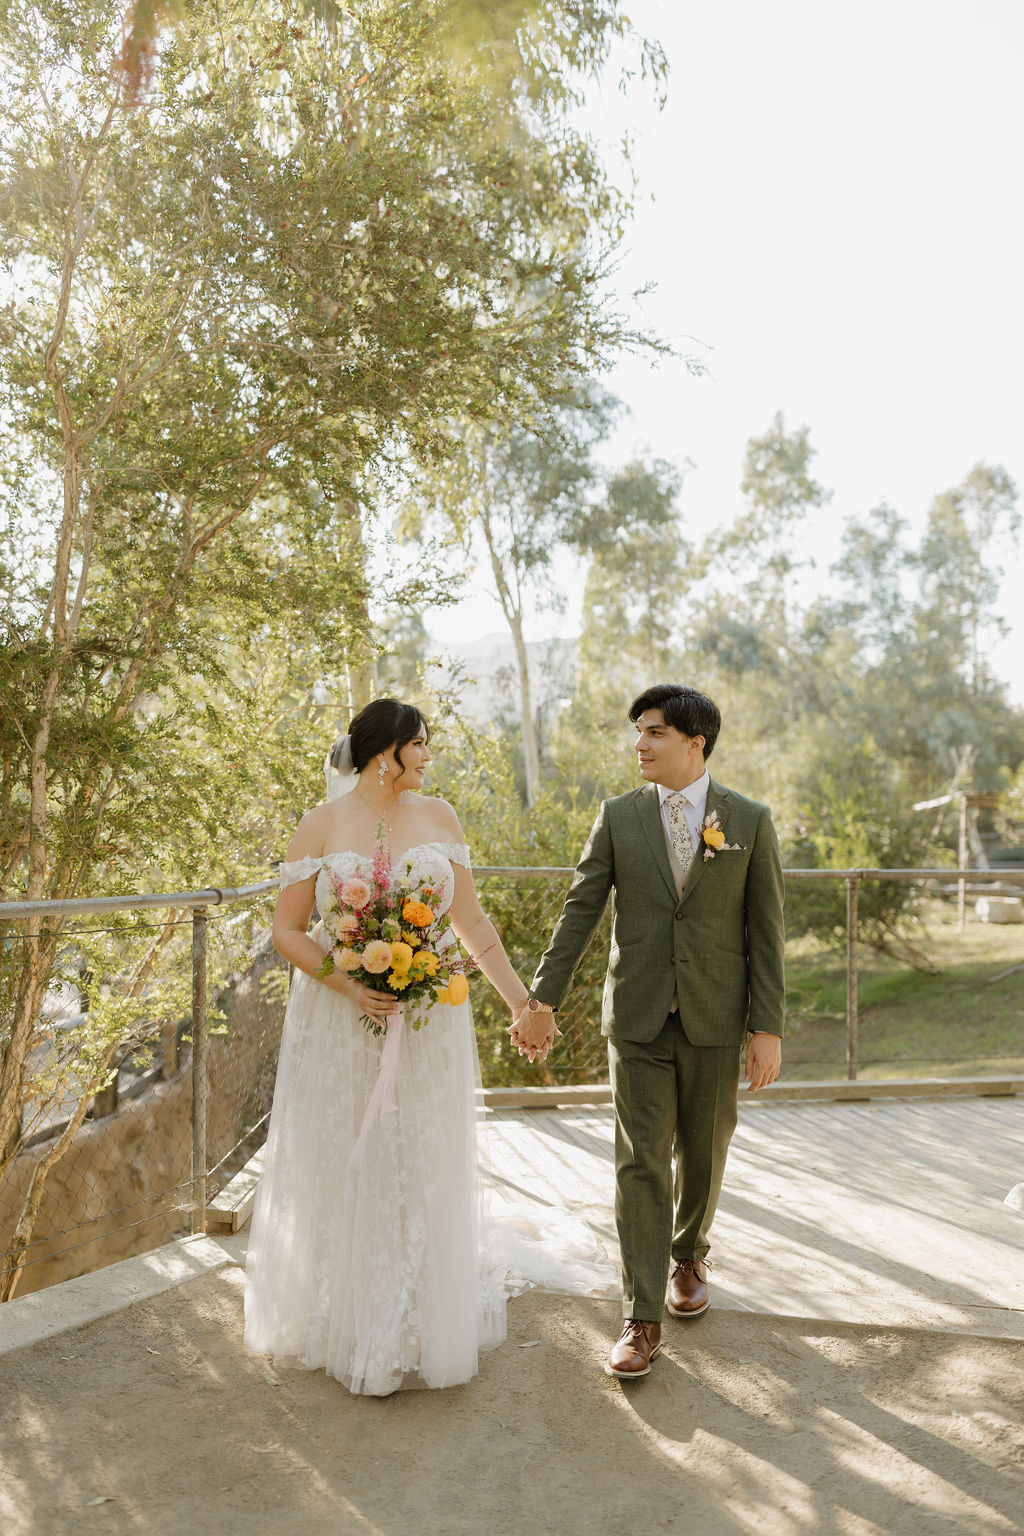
left=744, top=1031, right=782, bottom=1091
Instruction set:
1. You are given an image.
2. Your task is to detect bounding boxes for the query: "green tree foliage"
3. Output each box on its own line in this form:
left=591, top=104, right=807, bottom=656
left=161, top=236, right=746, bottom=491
left=0, top=0, right=660, bottom=1292
left=698, top=412, right=831, bottom=704
left=565, top=417, right=1024, bottom=977
left=785, top=739, right=951, bottom=972
left=424, top=714, right=623, bottom=1083
left=814, top=465, right=1022, bottom=794
left=572, top=455, right=692, bottom=740
left=403, top=387, right=619, bottom=803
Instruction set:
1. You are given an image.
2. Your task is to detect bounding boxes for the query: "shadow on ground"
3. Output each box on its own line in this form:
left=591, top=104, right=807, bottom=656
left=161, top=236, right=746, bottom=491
left=1, top=1268, right=1022, bottom=1536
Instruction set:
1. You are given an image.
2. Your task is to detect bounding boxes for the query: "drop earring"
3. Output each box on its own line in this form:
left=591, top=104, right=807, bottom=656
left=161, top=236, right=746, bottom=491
left=377, top=755, right=388, bottom=786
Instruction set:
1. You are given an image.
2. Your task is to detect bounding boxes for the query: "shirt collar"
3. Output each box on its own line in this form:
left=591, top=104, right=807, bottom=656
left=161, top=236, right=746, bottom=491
left=658, top=769, right=710, bottom=809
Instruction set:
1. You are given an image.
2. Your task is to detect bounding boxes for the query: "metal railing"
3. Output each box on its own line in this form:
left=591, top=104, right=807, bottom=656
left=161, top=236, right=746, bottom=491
left=473, top=865, right=1024, bottom=1082
left=783, top=867, right=1023, bottom=1079
left=1, top=864, right=1021, bottom=1264
left=1, top=880, right=276, bottom=1253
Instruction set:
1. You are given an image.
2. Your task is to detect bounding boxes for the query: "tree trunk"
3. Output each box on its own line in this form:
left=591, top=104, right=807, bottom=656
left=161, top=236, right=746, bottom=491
left=509, top=610, right=541, bottom=807
left=479, top=493, right=541, bottom=806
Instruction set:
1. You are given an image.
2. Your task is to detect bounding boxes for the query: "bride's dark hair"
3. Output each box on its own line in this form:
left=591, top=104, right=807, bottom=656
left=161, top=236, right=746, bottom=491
left=339, top=697, right=430, bottom=778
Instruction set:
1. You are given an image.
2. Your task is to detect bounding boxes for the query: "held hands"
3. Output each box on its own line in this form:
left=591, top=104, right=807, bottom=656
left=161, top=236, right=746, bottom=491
left=744, top=1031, right=782, bottom=1091
left=507, top=1000, right=559, bottom=1063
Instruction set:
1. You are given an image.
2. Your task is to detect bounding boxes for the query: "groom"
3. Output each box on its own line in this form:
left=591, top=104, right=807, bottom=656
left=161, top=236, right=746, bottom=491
left=511, top=684, right=784, bottom=1379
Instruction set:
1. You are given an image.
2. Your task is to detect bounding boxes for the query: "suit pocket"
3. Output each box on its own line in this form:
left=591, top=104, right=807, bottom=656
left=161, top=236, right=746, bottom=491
left=609, top=932, right=643, bottom=953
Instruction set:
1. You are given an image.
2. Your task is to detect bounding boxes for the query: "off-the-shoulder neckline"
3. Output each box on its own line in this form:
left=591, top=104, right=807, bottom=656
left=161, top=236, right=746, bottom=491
left=281, top=840, right=468, bottom=866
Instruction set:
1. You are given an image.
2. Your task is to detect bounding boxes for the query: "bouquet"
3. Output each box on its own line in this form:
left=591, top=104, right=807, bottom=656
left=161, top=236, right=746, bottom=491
left=317, top=836, right=473, bottom=1035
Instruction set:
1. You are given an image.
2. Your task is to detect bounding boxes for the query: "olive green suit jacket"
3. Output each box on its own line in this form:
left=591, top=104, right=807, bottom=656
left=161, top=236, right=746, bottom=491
left=532, top=778, right=785, bottom=1045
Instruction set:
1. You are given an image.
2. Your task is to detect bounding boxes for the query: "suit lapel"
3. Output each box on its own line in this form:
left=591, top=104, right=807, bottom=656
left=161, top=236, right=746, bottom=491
left=633, top=783, right=678, bottom=901
left=678, top=779, right=732, bottom=906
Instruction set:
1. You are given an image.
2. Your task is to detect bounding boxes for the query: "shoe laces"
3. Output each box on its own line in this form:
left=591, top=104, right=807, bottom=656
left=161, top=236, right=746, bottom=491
left=621, top=1319, right=652, bottom=1340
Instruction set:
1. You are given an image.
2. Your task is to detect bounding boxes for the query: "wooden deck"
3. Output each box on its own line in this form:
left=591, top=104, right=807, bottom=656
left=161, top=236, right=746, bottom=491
left=484, top=1096, right=1024, bottom=1338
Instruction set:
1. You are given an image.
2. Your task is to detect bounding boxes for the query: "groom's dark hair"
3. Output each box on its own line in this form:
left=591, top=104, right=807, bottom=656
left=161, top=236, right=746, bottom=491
left=629, top=684, right=721, bottom=758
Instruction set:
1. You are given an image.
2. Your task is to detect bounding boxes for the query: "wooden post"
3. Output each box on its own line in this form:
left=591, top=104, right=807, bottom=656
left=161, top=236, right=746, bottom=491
left=846, top=876, right=859, bottom=1081
left=191, top=907, right=208, bottom=1236
left=957, top=794, right=968, bottom=930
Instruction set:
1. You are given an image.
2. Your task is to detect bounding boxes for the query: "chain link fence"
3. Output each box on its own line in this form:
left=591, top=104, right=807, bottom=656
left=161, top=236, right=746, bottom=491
left=0, top=885, right=282, bottom=1299
left=2, top=863, right=1022, bottom=1298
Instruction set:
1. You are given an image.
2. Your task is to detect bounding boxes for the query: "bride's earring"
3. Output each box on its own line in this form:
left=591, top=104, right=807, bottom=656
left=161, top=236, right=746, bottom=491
left=377, top=754, right=388, bottom=786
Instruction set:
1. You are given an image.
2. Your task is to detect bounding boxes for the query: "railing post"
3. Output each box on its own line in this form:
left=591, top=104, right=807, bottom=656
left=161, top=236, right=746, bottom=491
left=957, top=794, right=968, bottom=930
left=191, top=906, right=208, bottom=1236
left=846, top=875, right=859, bottom=1081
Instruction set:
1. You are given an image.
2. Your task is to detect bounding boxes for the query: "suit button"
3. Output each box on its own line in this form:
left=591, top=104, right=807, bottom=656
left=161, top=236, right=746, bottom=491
left=675, top=912, right=684, bottom=921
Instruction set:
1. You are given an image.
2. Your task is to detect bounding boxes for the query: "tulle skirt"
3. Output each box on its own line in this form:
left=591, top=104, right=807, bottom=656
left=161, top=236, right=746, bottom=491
left=244, top=956, right=508, bottom=1396
left=244, top=911, right=622, bottom=1398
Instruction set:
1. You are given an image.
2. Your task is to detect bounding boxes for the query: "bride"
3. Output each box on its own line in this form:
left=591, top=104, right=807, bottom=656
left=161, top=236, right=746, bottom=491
left=244, top=696, right=557, bottom=1396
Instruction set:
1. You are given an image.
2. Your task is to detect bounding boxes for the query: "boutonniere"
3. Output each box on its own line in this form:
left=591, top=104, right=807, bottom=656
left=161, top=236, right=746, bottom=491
left=701, top=811, right=743, bottom=861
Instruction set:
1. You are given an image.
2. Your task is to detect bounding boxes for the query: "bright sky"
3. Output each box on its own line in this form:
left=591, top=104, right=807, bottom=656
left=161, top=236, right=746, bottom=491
left=427, top=0, right=1024, bottom=701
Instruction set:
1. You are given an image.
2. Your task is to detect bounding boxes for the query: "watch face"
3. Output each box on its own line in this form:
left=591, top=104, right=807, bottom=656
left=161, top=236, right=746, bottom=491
left=528, top=997, right=540, bottom=1011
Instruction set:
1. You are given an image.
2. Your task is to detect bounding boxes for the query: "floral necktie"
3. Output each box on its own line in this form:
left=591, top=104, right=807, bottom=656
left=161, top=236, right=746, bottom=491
left=665, top=792, right=694, bottom=877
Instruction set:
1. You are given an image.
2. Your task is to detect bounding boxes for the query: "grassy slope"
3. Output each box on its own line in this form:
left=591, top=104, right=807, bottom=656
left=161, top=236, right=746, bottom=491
left=784, top=901, right=1024, bottom=1080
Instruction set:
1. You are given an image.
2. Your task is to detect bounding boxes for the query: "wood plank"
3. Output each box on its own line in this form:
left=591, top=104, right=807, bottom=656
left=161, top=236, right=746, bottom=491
left=206, top=1146, right=265, bottom=1235
left=482, top=1076, right=1023, bottom=1110
left=484, top=1097, right=1024, bottom=1336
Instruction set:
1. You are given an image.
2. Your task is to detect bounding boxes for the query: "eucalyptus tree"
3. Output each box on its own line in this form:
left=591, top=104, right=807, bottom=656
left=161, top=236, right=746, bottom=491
left=0, top=0, right=662, bottom=1293
left=403, top=388, right=620, bottom=804
left=815, top=467, right=1022, bottom=795
left=573, top=456, right=693, bottom=727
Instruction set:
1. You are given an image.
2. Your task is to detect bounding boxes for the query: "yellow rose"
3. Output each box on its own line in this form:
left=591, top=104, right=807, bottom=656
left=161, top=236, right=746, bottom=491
left=447, top=973, right=469, bottom=1006
left=389, top=941, right=414, bottom=973
left=702, top=826, right=726, bottom=849
left=435, top=986, right=450, bottom=1005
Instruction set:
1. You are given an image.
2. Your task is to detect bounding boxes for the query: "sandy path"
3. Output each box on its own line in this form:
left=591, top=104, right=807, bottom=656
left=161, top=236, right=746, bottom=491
left=2, top=1263, right=1022, bottom=1536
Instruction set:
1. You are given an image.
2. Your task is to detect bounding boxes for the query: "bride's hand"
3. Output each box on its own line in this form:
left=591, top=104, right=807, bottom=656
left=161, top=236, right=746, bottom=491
left=508, top=1003, right=558, bottom=1063
left=332, top=974, right=396, bottom=1025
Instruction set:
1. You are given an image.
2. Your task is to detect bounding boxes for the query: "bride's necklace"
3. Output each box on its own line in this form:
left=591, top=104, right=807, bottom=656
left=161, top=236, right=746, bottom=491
left=354, top=787, right=402, bottom=837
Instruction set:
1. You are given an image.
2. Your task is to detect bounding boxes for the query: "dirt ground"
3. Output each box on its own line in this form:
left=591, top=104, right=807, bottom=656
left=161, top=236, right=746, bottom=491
left=1, top=1264, right=1022, bottom=1536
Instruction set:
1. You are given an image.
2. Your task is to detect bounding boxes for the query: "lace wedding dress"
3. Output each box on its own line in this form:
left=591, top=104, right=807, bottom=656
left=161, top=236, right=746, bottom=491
left=244, top=840, right=517, bottom=1396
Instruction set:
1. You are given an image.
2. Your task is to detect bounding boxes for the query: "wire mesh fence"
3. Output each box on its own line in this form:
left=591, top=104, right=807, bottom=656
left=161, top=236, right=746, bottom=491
left=0, top=884, right=282, bottom=1299
left=1, top=863, right=1021, bottom=1299
left=471, top=868, right=611, bottom=1085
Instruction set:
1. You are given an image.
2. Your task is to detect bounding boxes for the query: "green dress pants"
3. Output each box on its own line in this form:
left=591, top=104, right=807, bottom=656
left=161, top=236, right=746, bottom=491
left=608, top=1013, right=742, bottom=1320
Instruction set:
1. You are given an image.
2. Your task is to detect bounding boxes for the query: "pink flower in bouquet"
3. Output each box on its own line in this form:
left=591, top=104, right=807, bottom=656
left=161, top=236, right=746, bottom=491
left=336, top=947, right=362, bottom=972
left=339, top=878, right=371, bottom=909
left=362, top=939, right=393, bottom=974
left=336, top=913, right=360, bottom=942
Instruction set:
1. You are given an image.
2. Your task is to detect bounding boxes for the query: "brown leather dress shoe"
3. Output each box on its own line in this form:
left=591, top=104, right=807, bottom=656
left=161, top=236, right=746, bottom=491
left=667, top=1258, right=710, bottom=1318
left=604, top=1320, right=662, bottom=1379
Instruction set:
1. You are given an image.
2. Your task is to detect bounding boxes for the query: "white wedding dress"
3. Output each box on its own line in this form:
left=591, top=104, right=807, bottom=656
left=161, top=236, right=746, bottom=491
left=244, top=838, right=616, bottom=1398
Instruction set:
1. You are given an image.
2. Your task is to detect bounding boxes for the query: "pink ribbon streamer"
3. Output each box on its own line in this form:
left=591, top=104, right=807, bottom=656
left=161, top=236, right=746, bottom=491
left=348, top=1001, right=405, bottom=1170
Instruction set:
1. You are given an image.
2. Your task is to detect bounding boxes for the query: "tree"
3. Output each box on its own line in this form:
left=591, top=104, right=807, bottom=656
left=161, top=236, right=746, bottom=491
left=572, top=456, right=692, bottom=733
left=786, top=738, right=951, bottom=973
left=813, top=467, right=1022, bottom=798
left=700, top=412, right=831, bottom=681
left=0, top=0, right=661, bottom=1293
left=403, top=389, right=619, bottom=803
left=914, top=464, right=1020, bottom=699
